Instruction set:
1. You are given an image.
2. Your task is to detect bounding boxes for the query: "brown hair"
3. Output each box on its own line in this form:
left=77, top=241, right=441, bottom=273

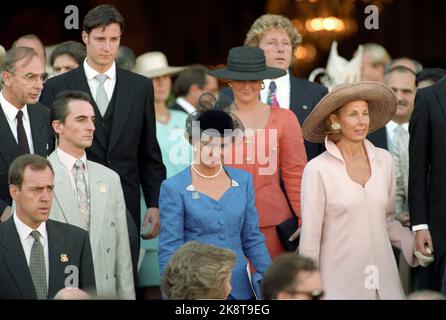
left=9, top=154, right=54, bottom=189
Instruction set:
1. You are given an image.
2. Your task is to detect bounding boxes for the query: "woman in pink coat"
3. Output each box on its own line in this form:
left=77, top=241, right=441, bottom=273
left=299, top=82, right=428, bottom=299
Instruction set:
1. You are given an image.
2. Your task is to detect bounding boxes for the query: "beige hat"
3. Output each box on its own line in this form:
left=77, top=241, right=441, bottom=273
left=302, top=81, right=396, bottom=143
left=134, top=51, right=186, bottom=79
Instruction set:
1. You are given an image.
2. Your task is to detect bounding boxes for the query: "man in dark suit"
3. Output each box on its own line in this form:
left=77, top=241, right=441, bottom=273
left=0, top=46, right=54, bottom=223
left=0, top=154, right=95, bottom=299
left=39, top=5, right=165, bottom=241
left=409, top=77, right=446, bottom=292
left=244, top=14, right=328, bottom=160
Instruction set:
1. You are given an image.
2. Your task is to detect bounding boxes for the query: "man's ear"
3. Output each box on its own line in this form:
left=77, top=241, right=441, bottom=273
left=2, top=71, right=12, bottom=87
left=81, top=31, right=88, bottom=45
left=9, top=184, right=19, bottom=202
left=52, top=120, right=63, bottom=135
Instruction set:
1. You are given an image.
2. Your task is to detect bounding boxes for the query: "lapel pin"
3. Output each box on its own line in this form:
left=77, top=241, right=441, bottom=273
left=60, top=254, right=69, bottom=263
left=98, top=184, right=107, bottom=193
left=192, top=192, right=200, bottom=200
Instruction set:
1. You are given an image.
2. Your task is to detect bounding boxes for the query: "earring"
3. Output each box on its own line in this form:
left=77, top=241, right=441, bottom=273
left=330, top=122, right=341, bottom=133
left=261, top=82, right=265, bottom=90
left=228, top=82, right=232, bottom=88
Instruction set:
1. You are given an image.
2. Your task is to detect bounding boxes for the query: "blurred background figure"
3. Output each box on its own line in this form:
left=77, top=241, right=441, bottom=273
left=171, top=65, right=219, bottom=114
left=54, top=287, right=92, bottom=300
left=11, top=34, right=46, bottom=65
left=386, top=57, right=423, bottom=75
left=116, top=45, right=136, bottom=71
left=262, top=253, right=323, bottom=300
left=161, top=241, right=236, bottom=300
left=360, top=43, right=391, bottom=82
left=416, top=68, right=446, bottom=89
left=49, top=41, right=86, bottom=76
left=134, top=51, right=188, bottom=299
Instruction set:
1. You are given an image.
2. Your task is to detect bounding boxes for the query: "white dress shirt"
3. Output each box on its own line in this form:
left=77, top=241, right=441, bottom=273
left=13, top=213, right=49, bottom=290
left=56, top=147, right=89, bottom=193
left=0, top=91, right=35, bottom=153
left=260, top=71, right=290, bottom=109
left=176, top=97, right=196, bottom=114
left=83, top=59, right=116, bottom=103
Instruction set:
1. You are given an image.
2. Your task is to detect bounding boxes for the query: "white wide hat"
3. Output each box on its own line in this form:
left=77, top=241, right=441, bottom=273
left=134, top=51, right=186, bottom=79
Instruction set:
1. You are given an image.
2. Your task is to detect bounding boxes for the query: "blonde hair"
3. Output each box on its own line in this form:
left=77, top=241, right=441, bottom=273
left=244, top=14, right=302, bottom=52
left=161, top=241, right=236, bottom=300
left=362, top=43, right=391, bottom=67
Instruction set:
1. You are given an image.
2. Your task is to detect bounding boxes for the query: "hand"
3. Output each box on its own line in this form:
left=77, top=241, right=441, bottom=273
left=141, top=207, right=160, bottom=240
left=395, top=212, right=411, bottom=227
left=415, top=229, right=434, bottom=256
left=0, top=206, right=12, bottom=223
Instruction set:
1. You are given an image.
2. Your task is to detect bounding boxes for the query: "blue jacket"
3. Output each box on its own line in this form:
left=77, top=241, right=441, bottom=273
left=158, top=166, right=271, bottom=299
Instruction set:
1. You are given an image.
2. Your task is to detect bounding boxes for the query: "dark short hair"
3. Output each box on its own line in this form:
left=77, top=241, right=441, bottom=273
left=49, top=41, right=86, bottom=67
left=416, top=68, right=446, bottom=86
left=173, top=65, right=208, bottom=97
left=83, top=4, right=125, bottom=34
left=51, top=90, right=92, bottom=123
left=262, top=253, right=317, bottom=300
left=1, top=46, right=37, bottom=73
left=9, top=154, right=54, bottom=189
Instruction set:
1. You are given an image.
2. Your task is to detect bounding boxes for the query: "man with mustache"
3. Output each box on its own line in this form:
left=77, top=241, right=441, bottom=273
left=47, top=90, right=135, bottom=299
left=0, top=47, right=54, bottom=223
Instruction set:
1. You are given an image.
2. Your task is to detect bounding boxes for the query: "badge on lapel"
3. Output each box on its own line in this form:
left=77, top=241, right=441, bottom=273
left=60, top=254, right=69, bottom=263
left=98, top=184, right=107, bottom=193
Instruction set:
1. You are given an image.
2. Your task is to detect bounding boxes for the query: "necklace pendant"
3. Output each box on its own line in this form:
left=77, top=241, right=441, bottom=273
left=192, top=191, right=200, bottom=200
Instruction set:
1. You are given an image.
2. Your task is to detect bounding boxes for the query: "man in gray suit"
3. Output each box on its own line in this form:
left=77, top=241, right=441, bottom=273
left=48, top=90, right=134, bottom=299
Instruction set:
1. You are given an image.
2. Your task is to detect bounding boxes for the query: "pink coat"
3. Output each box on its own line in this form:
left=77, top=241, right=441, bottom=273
left=299, top=138, right=416, bottom=299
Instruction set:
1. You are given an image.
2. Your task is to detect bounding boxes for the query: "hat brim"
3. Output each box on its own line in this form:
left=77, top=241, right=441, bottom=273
left=302, top=81, right=397, bottom=143
left=207, top=66, right=286, bottom=80
left=139, top=66, right=186, bottom=79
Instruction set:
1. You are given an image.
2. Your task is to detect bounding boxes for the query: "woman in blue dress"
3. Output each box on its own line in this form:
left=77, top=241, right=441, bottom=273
left=158, top=95, right=272, bottom=299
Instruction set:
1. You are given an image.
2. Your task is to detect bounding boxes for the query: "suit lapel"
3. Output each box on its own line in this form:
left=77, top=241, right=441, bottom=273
left=1, top=219, right=36, bottom=299
left=435, top=78, right=446, bottom=121
left=108, top=68, right=135, bottom=152
left=87, top=161, right=106, bottom=253
left=70, top=68, right=107, bottom=150
left=49, top=152, right=85, bottom=228
left=0, top=105, right=21, bottom=164
left=46, top=220, right=67, bottom=298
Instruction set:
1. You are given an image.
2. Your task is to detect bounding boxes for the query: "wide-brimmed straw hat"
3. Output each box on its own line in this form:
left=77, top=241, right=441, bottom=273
left=302, top=81, right=396, bottom=143
left=207, top=46, right=286, bottom=81
left=134, top=51, right=186, bottom=79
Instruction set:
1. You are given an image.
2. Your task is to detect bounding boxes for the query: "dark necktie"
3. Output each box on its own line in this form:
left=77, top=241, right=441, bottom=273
left=16, top=110, right=30, bottom=154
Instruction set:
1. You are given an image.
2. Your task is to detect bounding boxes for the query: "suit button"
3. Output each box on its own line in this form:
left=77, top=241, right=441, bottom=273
left=107, top=159, right=112, bottom=165
left=218, top=220, right=224, bottom=225
left=215, top=205, right=222, bottom=211
left=110, top=222, right=115, bottom=227
left=107, top=248, right=111, bottom=253
left=106, top=274, right=109, bottom=280
left=219, top=235, right=225, bottom=240
left=302, top=105, right=308, bottom=110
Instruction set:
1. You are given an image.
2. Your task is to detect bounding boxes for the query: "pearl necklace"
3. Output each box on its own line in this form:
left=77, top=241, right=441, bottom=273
left=191, top=164, right=223, bottom=179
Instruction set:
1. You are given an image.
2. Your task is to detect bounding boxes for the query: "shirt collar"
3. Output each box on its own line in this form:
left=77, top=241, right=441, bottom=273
left=324, top=136, right=376, bottom=163
left=83, top=58, right=116, bottom=82
left=262, top=71, right=290, bottom=88
left=56, top=147, right=87, bottom=172
left=176, top=97, right=196, bottom=114
left=13, top=212, right=47, bottom=242
left=0, top=90, right=29, bottom=123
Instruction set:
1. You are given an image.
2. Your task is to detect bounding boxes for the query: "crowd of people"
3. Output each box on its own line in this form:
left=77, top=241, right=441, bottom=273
left=0, top=3, right=446, bottom=300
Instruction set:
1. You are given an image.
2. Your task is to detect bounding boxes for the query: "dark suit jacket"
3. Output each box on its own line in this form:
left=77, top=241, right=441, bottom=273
left=39, top=66, right=166, bottom=227
left=0, top=102, right=54, bottom=213
left=367, top=127, right=388, bottom=150
left=220, top=75, right=327, bottom=160
left=0, top=218, right=96, bottom=299
left=409, top=78, right=446, bottom=291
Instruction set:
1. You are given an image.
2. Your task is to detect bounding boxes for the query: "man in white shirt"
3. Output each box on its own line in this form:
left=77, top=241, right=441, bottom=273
left=0, top=47, right=54, bottom=223
left=48, top=90, right=135, bottom=299
left=0, top=154, right=95, bottom=299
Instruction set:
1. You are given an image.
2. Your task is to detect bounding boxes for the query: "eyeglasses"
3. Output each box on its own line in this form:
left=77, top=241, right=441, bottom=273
left=12, top=71, right=49, bottom=84
left=285, top=289, right=324, bottom=300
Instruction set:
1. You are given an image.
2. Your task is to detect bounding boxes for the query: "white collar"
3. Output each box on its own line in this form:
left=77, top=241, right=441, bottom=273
left=83, top=59, right=116, bottom=82
left=56, top=147, right=88, bottom=172
left=0, top=90, right=29, bottom=123
left=176, top=97, right=196, bottom=114
left=387, top=120, right=409, bottom=132
left=13, top=212, right=47, bottom=242
left=263, top=71, right=290, bottom=87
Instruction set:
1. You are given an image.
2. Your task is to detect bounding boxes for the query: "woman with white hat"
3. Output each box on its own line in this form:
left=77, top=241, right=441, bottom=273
left=134, top=51, right=189, bottom=299
left=299, top=82, right=431, bottom=299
